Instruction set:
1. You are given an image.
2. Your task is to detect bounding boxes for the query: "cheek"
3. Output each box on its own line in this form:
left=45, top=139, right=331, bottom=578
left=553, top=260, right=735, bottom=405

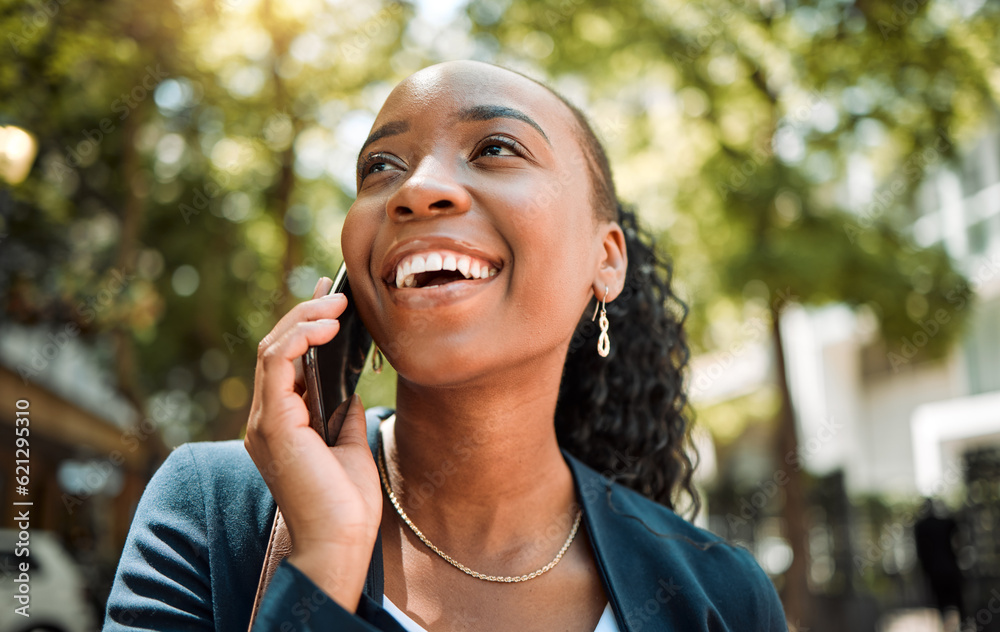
left=496, top=185, right=596, bottom=335
left=341, top=204, right=378, bottom=275
left=340, top=204, right=383, bottom=329
left=503, top=172, right=594, bottom=272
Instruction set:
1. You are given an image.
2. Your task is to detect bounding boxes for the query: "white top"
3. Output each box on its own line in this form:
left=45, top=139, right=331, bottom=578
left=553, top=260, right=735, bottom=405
left=383, top=595, right=621, bottom=632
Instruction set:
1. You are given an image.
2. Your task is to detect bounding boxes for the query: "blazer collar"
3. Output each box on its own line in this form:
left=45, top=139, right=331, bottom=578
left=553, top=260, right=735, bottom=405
left=562, top=450, right=636, bottom=632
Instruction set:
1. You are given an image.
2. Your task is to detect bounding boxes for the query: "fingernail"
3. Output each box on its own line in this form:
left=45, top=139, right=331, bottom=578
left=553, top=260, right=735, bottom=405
left=321, top=292, right=346, bottom=300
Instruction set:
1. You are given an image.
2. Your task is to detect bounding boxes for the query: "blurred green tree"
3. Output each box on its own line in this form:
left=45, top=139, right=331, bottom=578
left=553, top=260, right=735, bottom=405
left=468, top=0, right=997, bottom=623
left=0, top=0, right=413, bottom=446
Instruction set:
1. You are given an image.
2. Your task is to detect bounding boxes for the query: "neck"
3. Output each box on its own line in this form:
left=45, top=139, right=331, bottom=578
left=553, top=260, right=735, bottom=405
left=382, top=349, right=578, bottom=556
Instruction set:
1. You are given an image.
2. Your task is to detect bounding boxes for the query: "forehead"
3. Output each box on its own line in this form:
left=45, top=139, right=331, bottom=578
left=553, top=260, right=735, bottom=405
left=371, top=62, right=579, bottom=143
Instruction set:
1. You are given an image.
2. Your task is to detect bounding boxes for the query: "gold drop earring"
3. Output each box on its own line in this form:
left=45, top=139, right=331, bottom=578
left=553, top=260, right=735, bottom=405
left=372, top=346, right=384, bottom=374
left=591, top=286, right=610, bottom=358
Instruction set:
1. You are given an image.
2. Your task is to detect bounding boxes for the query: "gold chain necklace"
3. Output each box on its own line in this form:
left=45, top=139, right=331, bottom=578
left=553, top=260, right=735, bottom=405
left=376, top=431, right=583, bottom=583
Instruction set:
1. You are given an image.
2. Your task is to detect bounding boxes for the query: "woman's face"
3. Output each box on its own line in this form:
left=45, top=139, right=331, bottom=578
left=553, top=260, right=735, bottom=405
left=342, top=61, right=621, bottom=386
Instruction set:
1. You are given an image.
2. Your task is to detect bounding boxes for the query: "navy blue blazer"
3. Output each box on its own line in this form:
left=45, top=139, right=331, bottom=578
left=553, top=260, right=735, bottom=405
left=105, top=412, right=786, bottom=631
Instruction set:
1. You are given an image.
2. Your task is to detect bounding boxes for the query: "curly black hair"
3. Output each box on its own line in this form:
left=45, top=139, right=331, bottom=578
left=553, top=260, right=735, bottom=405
left=545, top=91, right=699, bottom=517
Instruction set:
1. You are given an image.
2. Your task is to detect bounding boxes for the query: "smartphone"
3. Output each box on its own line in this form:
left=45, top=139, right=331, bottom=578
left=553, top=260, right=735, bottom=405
left=303, top=263, right=373, bottom=446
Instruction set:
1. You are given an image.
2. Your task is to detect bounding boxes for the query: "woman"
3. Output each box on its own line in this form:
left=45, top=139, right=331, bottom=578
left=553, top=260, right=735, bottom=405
left=105, top=61, right=786, bottom=631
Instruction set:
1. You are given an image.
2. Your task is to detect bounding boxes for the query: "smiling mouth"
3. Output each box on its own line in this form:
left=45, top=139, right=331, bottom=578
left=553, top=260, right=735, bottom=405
left=390, top=249, right=501, bottom=289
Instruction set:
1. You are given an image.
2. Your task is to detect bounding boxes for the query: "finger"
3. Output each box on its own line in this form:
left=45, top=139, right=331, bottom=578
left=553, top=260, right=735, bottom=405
left=289, top=277, right=336, bottom=392
left=312, top=276, right=333, bottom=300
left=260, top=294, right=348, bottom=351
left=321, top=397, right=352, bottom=447
left=334, top=394, right=369, bottom=450
left=260, top=319, right=342, bottom=400
left=292, top=355, right=306, bottom=395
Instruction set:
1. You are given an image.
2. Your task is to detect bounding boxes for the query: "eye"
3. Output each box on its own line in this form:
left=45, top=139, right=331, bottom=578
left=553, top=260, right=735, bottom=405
left=475, top=135, right=523, bottom=159
left=359, top=152, right=402, bottom=182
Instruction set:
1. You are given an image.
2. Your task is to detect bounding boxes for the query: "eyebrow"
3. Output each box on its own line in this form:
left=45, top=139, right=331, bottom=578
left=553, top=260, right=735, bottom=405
left=358, top=120, right=410, bottom=160
left=459, top=105, right=549, bottom=144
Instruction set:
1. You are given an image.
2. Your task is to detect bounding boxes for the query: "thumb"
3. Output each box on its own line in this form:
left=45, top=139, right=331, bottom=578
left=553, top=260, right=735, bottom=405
left=332, top=393, right=368, bottom=448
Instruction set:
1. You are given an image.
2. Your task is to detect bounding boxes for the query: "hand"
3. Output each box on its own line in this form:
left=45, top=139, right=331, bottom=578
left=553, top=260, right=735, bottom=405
left=244, top=277, right=382, bottom=611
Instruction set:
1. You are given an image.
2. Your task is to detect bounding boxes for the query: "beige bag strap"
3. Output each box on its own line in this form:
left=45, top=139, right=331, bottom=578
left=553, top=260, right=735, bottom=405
left=248, top=507, right=292, bottom=631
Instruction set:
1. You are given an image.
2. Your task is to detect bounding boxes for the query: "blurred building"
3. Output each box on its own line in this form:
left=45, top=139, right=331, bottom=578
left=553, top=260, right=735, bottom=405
left=694, top=122, right=1000, bottom=498
left=782, top=123, right=1000, bottom=500
left=0, top=325, right=165, bottom=614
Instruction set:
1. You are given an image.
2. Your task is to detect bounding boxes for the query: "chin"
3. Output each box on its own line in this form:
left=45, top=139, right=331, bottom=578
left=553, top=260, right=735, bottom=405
left=384, top=338, right=501, bottom=390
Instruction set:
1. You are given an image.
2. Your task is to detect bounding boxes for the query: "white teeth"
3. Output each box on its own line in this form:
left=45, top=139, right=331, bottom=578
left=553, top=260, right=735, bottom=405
left=425, top=252, right=443, bottom=272
left=391, top=250, right=500, bottom=288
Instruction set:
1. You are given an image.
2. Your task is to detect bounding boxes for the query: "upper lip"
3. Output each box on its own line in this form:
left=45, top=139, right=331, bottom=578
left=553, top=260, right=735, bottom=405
left=380, top=235, right=505, bottom=286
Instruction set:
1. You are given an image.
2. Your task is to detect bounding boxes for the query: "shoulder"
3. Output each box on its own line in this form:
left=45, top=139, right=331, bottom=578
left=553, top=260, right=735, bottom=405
left=170, top=439, right=268, bottom=498
left=139, top=439, right=275, bottom=546
left=152, top=438, right=259, bottom=482
left=160, top=440, right=276, bottom=545
left=610, top=476, right=773, bottom=584
left=567, top=453, right=786, bottom=630
left=107, top=440, right=274, bottom=630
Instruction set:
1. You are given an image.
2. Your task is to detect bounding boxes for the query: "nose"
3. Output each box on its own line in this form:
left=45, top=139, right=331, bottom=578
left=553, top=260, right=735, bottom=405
left=386, top=156, right=471, bottom=221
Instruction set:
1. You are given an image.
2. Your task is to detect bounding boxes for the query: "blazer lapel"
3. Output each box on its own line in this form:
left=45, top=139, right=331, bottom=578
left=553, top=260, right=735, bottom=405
left=564, top=451, right=683, bottom=632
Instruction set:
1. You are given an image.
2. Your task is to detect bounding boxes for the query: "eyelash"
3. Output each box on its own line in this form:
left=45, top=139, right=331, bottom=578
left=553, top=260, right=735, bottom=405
left=475, top=135, right=525, bottom=158
left=359, top=152, right=398, bottom=180
left=358, top=135, right=527, bottom=183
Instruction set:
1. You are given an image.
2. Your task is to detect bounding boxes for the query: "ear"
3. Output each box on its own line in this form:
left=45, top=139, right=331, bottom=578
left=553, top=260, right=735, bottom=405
left=593, top=222, right=627, bottom=303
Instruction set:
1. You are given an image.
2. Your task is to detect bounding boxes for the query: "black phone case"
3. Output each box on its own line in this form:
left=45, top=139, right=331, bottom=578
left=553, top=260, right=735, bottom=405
left=303, top=265, right=373, bottom=446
